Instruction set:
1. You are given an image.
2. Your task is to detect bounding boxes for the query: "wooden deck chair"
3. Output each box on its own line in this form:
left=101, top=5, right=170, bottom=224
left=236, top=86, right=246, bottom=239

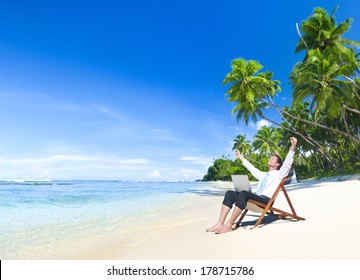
left=235, top=171, right=305, bottom=229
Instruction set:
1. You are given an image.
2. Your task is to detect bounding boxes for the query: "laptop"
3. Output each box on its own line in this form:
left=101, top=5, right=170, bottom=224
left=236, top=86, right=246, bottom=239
left=231, top=175, right=252, bottom=193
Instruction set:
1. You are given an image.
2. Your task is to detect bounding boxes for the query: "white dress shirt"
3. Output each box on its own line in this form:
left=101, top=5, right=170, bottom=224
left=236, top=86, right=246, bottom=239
left=242, top=150, right=295, bottom=198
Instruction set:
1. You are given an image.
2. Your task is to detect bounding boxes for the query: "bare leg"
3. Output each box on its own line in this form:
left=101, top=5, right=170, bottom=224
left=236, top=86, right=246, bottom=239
left=206, top=204, right=231, bottom=232
left=215, top=206, right=243, bottom=234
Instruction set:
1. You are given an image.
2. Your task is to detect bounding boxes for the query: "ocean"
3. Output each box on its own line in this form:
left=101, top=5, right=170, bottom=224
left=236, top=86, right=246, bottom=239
left=0, top=180, right=224, bottom=259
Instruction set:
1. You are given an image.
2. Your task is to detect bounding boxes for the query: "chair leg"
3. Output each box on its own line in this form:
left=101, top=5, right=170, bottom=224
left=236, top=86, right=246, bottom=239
left=253, top=209, right=268, bottom=228
left=235, top=209, right=248, bottom=228
left=281, top=185, right=298, bottom=216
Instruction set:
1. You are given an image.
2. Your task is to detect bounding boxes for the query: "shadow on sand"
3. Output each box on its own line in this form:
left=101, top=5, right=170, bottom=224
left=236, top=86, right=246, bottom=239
left=233, top=213, right=300, bottom=229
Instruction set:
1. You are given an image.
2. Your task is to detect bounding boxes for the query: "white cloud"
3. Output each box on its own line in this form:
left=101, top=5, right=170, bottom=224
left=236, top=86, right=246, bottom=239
left=0, top=154, right=152, bottom=180
left=94, top=104, right=127, bottom=121
left=180, top=156, right=198, bottom=161
left=255, top=119, right=272, bottom=130
left=108, top=158, right=150, bottom=165
left=148, top=169, right=162, bottom=179
left=178, top=168, right=205, bottom=180
left=2, top=155, right=98, bottom=164
left=0, top=153, right=212, bottom=181
left=95, top=112, right=179, bottom=143
left=179, top=156, right=213, bottom=166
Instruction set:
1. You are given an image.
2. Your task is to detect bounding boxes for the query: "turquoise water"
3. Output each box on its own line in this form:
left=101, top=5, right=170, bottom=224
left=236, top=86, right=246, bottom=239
left=0, top=180, right=218, bottom=259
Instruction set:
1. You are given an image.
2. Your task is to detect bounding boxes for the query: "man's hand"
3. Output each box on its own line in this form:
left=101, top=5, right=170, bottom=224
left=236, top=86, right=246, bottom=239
left=290, top=137, right=297, bottom=145
left=290, top=137, right=297, bottom=151
left=234, top=149, right=244, bottom=161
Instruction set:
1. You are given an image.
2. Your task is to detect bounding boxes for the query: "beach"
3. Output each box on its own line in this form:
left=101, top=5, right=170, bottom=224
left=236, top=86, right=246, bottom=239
left=1, top=176, right=360, bottom=260
left=77, top=176, right=360, bottom=260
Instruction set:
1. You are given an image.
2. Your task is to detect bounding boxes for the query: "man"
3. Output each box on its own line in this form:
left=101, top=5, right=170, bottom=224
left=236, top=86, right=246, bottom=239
left=206, top=137, right=297, bottom=234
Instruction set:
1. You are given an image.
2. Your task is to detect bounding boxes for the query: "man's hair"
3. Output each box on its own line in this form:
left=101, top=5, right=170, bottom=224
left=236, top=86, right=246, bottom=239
left=273, top=155, right=283, bottom=170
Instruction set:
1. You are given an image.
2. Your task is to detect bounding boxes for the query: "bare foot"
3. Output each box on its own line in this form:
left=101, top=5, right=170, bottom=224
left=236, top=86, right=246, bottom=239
left=214, top=225, right=233, bottom=234
left=205, top=224, right=222, bottom=232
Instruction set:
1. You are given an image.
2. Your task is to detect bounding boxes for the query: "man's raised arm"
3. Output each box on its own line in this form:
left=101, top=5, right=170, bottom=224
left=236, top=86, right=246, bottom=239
left=234, top=149, right=263, bottom=180
left=279, top=137, right=297, bottom=178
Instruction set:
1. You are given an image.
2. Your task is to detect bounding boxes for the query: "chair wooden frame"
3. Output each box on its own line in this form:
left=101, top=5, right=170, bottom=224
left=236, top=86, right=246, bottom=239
left=235, top=176, right=305, bottom=229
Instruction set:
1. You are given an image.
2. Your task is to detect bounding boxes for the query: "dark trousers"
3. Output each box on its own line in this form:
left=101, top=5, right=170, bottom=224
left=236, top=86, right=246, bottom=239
left=223, top=190, right=270, bottom=210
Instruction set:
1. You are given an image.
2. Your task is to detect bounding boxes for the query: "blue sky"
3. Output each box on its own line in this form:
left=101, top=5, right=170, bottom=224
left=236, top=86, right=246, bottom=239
left=0, top=0, right=359, bottom=181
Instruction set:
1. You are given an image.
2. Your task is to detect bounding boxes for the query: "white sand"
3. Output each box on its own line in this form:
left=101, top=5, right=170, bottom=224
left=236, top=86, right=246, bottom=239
left=74, top=175, right=360, bottom=260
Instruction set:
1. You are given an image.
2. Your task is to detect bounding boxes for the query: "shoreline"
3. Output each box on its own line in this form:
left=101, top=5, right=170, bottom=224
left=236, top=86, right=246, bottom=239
left=75, top=175, right=360, bottom=260
left=3, top=175, right=360, bottom=260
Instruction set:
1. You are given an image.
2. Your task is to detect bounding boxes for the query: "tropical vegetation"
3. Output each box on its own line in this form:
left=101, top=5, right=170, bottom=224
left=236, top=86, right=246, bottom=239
left=203, top=6, right=360, bottom=181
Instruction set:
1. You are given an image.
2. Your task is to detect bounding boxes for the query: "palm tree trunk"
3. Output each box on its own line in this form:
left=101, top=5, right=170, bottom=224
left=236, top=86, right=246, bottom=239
left=262, top=116, right=339, bottom=169
left=341, top=75, right=360, bottom=101
left=296, top=23, right=309, bottom=52
left=262, top=97, right=360, bottom=143
left=262, top=96, right=360, bottom=159
left=343, top=104, right=360, bottom=115
left=341, top=107, right=351, bottom=134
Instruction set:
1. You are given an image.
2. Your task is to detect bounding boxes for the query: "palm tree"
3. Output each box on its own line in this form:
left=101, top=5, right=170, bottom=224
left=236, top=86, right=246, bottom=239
left=295, top=6, right=360, bottom=57
left=289, top=50, right=360, bottom=145
left=294, top=6, right=360, bottom=116
left=252, top=126, right=282, bottom=156
left=290, top=6, right=360, bottom=145
left=222, top=58, right=278, bottom=124
left=232, top=134, right=252, bottom=156
left=223, top=57, right=340, bottom=168
left=291, top=48, right=356, bottom=119
left=281, top=103, right=360, bottom=168
left=220, top=6, right=360, bottom=175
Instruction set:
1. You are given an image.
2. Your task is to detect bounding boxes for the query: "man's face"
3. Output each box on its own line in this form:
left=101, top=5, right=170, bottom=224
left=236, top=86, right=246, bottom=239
left=268, top=156, right=279, bottom=170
